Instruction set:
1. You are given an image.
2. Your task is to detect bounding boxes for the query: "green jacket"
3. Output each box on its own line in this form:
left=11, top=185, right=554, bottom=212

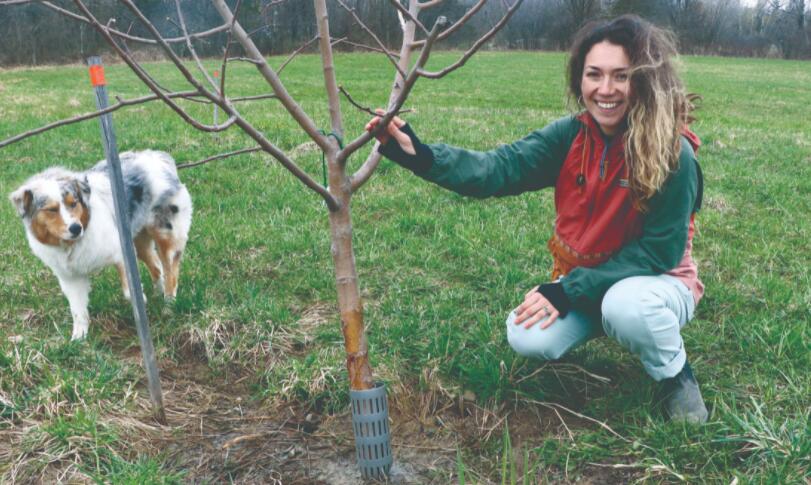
left=413, top=114, right=702, bottom=307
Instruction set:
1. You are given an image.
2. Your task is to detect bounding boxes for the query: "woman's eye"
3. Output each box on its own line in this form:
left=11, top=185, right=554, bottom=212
left=616, top=73, right=629, bottom=82
left=586, top=72, right=600, bottom=79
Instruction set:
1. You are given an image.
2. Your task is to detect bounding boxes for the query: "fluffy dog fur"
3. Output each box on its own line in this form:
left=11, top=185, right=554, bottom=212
left=10, top=150, right=192, bottom=340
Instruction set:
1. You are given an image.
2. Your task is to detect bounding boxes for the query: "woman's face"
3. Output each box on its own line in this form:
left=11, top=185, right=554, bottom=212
left=580, top=40, right=632, bottom=136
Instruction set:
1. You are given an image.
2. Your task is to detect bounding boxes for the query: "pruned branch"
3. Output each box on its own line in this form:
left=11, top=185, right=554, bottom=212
left=176, top=147, right=263, bottom=170
left=418, top=0, right=525, bottom=79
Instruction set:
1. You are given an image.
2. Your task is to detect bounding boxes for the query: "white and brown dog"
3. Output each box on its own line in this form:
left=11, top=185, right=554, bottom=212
left=10, top=150, right=192, bottom=340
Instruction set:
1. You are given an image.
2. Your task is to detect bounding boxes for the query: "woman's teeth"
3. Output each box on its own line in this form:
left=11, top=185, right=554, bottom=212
left=597, top=101, right=618, bottom=109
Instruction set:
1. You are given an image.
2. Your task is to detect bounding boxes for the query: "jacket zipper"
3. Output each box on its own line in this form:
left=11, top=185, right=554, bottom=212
left=599, top=138, right=611, bottom=180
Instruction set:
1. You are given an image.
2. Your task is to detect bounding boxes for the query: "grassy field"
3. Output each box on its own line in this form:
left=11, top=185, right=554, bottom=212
left=0, top=51, right=809, bottom=483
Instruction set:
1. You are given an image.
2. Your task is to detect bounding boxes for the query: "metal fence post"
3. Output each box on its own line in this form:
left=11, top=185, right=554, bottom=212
left=86, top=56, right=166, bottom=424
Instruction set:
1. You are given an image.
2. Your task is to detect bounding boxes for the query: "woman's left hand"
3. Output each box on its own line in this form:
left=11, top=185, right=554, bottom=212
left=513, top=286, right=560, bottom=329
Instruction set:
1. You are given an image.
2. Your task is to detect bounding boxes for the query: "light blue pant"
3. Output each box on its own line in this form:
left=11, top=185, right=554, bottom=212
left=505, top=275, right=695, bottom=381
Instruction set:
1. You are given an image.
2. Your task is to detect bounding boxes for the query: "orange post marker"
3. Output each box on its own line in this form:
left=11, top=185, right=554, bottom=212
left=89, top=65, right=106, bottom=87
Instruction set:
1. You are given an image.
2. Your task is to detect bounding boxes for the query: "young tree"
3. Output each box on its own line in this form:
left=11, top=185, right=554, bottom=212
left=0, top=0, right=524, bottom=391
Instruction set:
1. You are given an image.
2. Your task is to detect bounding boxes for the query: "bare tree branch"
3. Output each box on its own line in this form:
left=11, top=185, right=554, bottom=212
left=206, top=0, right=338, bottom=209
left=211, top=0, right=331, bottom=153
left=35, top=1, right=231, bottom=45
left=350, top=0, right=422, bottom=191
left=316, top=0, right=345, bottom=144
left=417, top=0, right=445, bottom=9
left=338, top=85, right=412, bottom=117
left=260, top=0, right=292, bottom=16
left=71, top=0, right=236, bottom=133
left=74, top=0, right=336, bottom=208
left=230, top=93, right=279, bottom=103
left=332, top=38, right=400, bottom=57
left=418, top=0, right=525, bottom=79
left=336, top=0, right=406, bottom=79
left=218, top=0, right=243, bottom=98
left=227, top=56, right=264, bottom=65
left=176, top=146, right=262, bottom=170
left=0, top=89, right=279, bottom=150
left=387, top=0, right=428, bottom=34
left=277, top=35, right=320, bottom=74
left=0, top=90, right=195, bottom=149
left=175, top=0, right=220, bottom=93
left=339, top=16, right=447, bottom=166
left=411, top=0, right=487, bottom=48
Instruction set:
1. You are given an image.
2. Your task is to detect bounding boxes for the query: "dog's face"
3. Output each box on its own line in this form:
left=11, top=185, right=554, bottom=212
left=10, top=172, right=91, bottom=246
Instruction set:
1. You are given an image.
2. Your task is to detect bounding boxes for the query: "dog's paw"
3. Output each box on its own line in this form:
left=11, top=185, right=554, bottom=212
left=71, top=325, right=88, bottom=341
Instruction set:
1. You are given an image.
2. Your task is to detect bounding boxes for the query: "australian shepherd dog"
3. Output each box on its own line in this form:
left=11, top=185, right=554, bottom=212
left=9, top=150, right=192, bottom=340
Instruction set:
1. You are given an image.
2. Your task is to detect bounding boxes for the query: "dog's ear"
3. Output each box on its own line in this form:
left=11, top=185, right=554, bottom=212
left=75, top=176, right=91, bottom=199
left=9, top=187, right=34, bottom=218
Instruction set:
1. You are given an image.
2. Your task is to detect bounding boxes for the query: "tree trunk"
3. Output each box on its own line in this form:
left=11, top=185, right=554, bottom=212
left=327, top=160, right=374, bottom=391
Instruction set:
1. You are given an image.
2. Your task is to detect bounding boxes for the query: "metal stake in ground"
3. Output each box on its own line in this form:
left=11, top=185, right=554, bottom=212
left=87, top=56, right=166, bottom=425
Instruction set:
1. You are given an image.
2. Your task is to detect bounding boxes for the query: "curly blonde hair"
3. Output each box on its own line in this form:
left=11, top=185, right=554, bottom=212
left=567, top=15, right=697, bottom=211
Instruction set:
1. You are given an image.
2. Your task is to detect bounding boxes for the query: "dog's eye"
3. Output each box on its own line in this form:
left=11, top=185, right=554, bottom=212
left=69, top=202, right=78, bottom=208
left=46, top=207, right=59, bottom=213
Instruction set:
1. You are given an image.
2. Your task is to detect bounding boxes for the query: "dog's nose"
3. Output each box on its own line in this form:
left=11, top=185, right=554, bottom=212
left=68, top=223, right=82, bottom=237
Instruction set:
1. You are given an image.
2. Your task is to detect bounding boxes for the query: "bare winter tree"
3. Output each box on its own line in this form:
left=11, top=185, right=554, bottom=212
left=0, top=0, right=524, bottom=391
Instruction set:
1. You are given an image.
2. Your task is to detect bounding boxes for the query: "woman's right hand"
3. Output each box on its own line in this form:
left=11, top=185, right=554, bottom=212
left=365, top=109, right=416, bottom=155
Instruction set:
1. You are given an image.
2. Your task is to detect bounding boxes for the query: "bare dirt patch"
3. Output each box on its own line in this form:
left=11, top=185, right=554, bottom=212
left=123, top=359, right=456, bottom=484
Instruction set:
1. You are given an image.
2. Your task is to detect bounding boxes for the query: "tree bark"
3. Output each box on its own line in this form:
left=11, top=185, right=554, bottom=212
left=314, top=0, right=373, bottom=391
left=327, top=169, right=374, bottom=391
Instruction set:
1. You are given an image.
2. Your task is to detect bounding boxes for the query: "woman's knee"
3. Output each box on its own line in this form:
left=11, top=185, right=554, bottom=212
left=601, top=280, right=658, bottom=339
left=505, top=312, right=568, bottom=360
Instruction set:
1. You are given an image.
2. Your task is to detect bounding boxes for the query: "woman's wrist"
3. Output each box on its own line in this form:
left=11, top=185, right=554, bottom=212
left=536, top=282, right=572, bottom=317
left=378, top=123, right=434, bottom=173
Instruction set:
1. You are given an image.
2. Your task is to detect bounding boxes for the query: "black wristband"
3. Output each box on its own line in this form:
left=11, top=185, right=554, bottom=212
left=377, top=123, right=434, bottom=174
left=536, top=282, right=572, bottom=318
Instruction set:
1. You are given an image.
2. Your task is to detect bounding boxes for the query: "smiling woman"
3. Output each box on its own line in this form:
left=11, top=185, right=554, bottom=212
left=368, top=14, right=709, bottom=424
left=578, top=41, right=631, bottom=136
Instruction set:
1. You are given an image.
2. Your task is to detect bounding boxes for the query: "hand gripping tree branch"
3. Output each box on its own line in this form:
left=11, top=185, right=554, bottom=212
left=1, top=0, right=524, bottom=392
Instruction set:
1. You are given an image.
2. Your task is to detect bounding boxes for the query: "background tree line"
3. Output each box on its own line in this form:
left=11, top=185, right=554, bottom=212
left=0, top=0, right=809, bottom=66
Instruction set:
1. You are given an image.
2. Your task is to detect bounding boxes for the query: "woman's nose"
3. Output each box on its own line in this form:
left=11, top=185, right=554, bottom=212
left=598, top=78, right=614, bottom=94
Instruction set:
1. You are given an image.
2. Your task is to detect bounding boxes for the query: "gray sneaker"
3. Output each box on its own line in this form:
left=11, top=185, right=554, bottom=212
left=659, top=361, right=709, bottom=424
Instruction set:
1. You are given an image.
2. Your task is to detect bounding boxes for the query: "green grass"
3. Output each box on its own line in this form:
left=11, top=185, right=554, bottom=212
left=1, top=52, right=809, bottom=482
